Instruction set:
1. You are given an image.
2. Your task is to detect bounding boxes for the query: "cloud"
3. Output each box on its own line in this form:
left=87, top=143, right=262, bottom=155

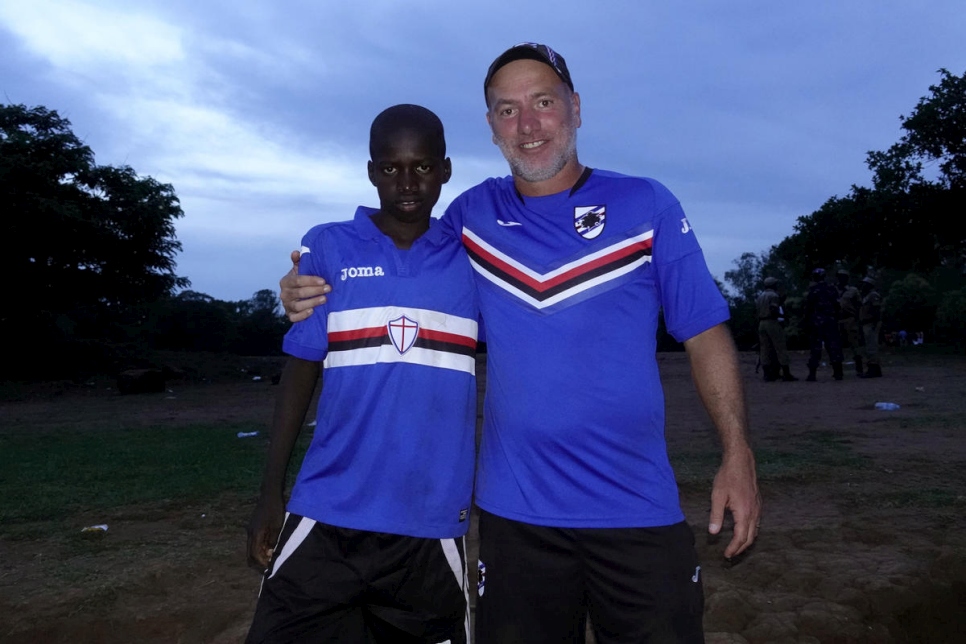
left=2, top=0, right=965, bottom=301
left=0, top=0, right=183, bottom=69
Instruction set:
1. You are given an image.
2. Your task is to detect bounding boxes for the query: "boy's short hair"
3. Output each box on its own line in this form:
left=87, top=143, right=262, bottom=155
left=369, top=104, right=446, bottom=159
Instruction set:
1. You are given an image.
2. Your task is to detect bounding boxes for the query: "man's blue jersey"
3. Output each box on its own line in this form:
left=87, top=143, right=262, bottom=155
left=442, top=169, right=729, bottom=528
left=284, top=207, right=480, bottom=539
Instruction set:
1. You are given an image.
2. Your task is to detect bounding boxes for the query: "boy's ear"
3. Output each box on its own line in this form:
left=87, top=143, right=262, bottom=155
left=442, top=157, right=452, bottom=184
left=367, top=160, right=376, bottom=186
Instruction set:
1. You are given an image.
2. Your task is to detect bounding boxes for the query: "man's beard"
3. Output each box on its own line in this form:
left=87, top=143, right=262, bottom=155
left=494, top=120, right=578, bottom=184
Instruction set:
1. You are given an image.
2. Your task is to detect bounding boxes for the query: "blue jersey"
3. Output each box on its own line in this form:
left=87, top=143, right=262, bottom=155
left=284, top=207, right=479, bottom=539
left=442, top=169, right=729, bottom=528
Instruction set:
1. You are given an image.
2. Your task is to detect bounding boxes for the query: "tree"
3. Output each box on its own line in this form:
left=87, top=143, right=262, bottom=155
left=776, top=69, right=966, bottom=275
left=935, top=288, right=966, bottom=348
left=0, top=104, right=188, bottom=363
left=722, top=248, right=803, bottom=350
left=887, top=68, right=966, bottom=191
left=882, top=274, right=935, bottom=334
left=232, top=290, right=288, bottom=355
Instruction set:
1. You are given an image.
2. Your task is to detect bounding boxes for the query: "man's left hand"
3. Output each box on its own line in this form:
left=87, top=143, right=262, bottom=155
left=708, top=444, right=761, bottom=558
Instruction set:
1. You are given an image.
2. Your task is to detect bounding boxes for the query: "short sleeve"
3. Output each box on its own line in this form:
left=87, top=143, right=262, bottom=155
left=651, top=198, right=730, bottom=342
left=281, top=228, right=330, bottom=362
left=439, top=199, right=463, bottom=241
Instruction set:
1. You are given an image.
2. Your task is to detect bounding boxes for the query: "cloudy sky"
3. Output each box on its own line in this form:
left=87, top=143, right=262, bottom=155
left=2, top=1, right=964, bottom=301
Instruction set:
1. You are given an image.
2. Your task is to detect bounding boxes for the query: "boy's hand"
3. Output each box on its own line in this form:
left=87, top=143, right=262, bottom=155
left=281, top=250, right=331, bottom=323
left=247, top=494, right=285, bottom=572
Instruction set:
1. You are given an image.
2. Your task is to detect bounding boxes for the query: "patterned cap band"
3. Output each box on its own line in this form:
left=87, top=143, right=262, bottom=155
left=484, top=42, right=574, bottom=99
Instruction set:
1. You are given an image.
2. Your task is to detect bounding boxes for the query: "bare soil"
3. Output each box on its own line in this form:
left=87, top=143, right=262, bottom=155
left=1, top=349, right=964, bottom=643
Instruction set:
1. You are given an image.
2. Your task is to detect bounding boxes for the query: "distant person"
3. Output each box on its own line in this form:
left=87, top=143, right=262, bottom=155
left=245, top=105, right=477, bottom=644
left=858, top=277, right=883, bottom=378
left=836, top=269, right=865, bottom=376
left=277, top=43, right=761, bottom=643
left=804, top=268, right=844, bottom=381
left=757, top=276, right=797, bottom=381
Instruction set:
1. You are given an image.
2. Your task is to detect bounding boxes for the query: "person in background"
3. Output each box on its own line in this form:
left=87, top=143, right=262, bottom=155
left=804, top=268, right=844, bottom=382
left=858, top=276, right=883, bottom=378
left=757, top=276, right=797, bottom=382
left=836, top=269, right=864, bottom=376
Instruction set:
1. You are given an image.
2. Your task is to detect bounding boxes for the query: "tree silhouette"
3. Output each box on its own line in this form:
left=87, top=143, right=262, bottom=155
left=1, top=104, right=188, bottom=376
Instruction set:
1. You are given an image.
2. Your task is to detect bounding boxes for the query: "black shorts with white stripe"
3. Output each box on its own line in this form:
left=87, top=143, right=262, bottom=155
left=475, top=511, right=704, bottom=644
left=246, top=514, right=469, bottom=644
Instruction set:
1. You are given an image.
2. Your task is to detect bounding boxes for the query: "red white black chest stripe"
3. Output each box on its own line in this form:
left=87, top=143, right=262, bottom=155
left=461, top=227, right=654, bottom=310
left=324, top=306, right=478, bottom=375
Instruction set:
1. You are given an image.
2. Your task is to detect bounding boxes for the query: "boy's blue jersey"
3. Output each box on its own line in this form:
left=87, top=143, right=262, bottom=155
left=442, top=169, right=729, bottom=528
left=284, top=207, right=479, bottom=539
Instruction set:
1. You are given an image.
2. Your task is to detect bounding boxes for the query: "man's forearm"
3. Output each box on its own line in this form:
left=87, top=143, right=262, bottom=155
left=259, top=357, right=321, bottom=496
left=683, top=323, right=749, bottom=452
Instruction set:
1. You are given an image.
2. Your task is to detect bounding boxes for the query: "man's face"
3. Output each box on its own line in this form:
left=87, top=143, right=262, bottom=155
left=485, top=59, right=581, bottom=185
left=367, top=128, right=450, bottom=224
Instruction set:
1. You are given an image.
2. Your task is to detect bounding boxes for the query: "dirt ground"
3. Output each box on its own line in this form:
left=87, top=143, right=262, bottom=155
left=1, top=349, right=964, bottom=643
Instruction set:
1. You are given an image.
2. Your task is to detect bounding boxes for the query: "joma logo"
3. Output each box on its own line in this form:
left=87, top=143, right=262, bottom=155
left=340, top=266, right=385, bottom=281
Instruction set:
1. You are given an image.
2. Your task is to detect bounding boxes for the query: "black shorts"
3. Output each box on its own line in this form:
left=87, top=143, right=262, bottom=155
left=246, top=513, right=469, bottom=644
left=475, top=511, right=704, bottom=644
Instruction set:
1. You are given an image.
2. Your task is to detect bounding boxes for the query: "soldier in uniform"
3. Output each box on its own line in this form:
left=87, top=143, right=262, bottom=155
left=836, top=270, right=864, bottom=376
left=859, top=276, right=883, bottom=378
left=804, top=268, right=844, bottom=381
left=757, top=276, right=797, bottom=381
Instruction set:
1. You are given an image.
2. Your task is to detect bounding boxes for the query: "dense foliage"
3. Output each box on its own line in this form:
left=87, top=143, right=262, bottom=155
left=1, top=105, right=287, bottom=379
left=724, top=70, right=966, bottom=350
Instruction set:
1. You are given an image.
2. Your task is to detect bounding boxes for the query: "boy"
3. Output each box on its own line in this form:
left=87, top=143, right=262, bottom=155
left=245, top=104, right=478, bottom=644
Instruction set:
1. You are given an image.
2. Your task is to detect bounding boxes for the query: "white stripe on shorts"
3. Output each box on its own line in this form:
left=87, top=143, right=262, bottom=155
left=441, top=536, right=471, bottom=643
left=268, top=515, right=316, bottom=579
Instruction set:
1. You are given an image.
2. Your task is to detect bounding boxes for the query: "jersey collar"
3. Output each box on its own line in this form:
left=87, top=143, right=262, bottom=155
left=513, top=166, right=595, bottom=203
left=353, top=205, right=447, bottom=247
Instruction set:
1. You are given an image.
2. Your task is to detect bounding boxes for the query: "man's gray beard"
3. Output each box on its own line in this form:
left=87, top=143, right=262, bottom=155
left=495, top=125, right=578, bottom=184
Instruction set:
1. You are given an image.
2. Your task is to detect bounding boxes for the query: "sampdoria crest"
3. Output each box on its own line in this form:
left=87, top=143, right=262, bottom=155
left=574, top=205, right=606, bottom=239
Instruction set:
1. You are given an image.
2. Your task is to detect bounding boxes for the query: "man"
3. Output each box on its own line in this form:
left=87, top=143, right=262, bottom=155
left=858, top=276, right=883, bottom=378
left=803, top=267, right=844, bottom=381
left=281, top=43, right=760, bottom=643
left=757, top=276, right=797, bottom=381
left=836, top=269, right=864, bottom=376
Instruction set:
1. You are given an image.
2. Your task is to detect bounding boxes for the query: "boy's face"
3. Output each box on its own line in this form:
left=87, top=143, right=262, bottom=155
left=367, top=128, right=451, bottom=224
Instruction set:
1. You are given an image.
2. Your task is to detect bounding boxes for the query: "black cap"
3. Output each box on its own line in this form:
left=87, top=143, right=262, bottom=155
left=484, top=43, right=573, bottom=100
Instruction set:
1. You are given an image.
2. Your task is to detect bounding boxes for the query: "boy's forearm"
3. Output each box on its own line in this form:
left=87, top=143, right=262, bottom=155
left=259, top=357, right=321, bottom=496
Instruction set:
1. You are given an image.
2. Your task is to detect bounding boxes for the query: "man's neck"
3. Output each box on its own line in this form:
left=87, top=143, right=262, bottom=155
left=513, top=158, right=585, bottom=198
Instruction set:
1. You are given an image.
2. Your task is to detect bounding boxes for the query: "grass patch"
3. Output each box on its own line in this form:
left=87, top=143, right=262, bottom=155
left=672, top=429, right=873, bottom=486
left=891, top=413, right=966, bottom=431
left=881, top=488, right=965, bottom=509
left=0, top=423, right=311, bottom=531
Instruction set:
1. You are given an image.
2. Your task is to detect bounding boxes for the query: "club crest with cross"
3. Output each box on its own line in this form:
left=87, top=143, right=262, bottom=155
left=388, top=315, right=419, bottom=354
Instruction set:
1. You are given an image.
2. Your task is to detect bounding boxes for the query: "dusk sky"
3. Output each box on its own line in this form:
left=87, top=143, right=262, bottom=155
left=2, top=1, right=964, bottom=301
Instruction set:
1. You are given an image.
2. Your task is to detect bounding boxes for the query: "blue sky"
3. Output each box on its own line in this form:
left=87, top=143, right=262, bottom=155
left=2, top=1, right=964, bottom=301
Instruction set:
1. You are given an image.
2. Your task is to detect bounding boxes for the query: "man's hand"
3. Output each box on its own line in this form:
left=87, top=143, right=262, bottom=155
left=280, top=249, right=331, bottom=323
left=246, top=493, right=285, bottom=572
left=709, top=445, right=762, bottom=558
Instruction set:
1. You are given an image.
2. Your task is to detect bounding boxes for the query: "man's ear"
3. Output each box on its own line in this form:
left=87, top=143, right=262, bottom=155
left=367, top=160, right=376, bottom=186
left=485, top=110, right=498, bottom=146
left=442, top=157, right=452, bottom=184
left=573, top=92, right=582, bottom=128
